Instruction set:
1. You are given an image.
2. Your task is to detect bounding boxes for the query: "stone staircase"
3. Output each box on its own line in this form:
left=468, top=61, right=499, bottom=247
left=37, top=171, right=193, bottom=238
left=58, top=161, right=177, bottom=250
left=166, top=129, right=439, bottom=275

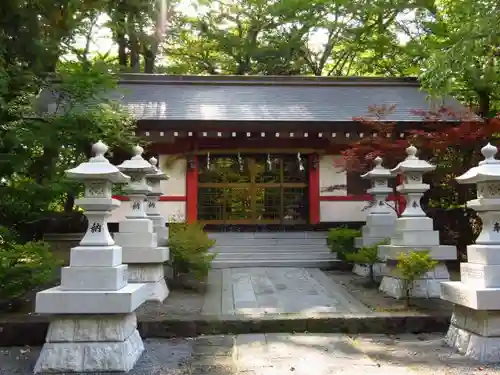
left=208, top=231, right=339, bottom=268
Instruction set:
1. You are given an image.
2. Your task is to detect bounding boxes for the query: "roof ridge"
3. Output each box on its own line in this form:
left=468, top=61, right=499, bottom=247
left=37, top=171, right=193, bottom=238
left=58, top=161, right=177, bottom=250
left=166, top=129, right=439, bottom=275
left=117, top=74, right=420, bottom=87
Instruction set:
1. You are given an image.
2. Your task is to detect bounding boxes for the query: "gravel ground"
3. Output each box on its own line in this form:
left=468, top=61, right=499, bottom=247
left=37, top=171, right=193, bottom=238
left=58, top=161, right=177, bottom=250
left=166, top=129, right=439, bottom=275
left=2, top=333, right=499, bottom=375
left=135, top=290, right=204, bottom=320
left=325, top=270, right=454, bottom=314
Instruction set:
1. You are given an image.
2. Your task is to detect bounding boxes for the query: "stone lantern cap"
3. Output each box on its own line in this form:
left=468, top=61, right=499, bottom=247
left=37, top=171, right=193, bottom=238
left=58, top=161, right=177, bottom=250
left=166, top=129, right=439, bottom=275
left=390, top=145, right=436, bottom=175
left=361, top=157, right=392, bottom=180
left=456, top=143, right=500, bottom=184
left=146, top=157, right=169, bottom=181
left=117, top=145, right=155, bottom=174
left=65, top=140, right=130, bottom=183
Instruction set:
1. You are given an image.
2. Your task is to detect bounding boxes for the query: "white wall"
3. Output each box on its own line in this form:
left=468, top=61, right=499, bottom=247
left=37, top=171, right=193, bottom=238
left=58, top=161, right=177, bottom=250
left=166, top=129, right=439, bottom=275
left=109, top=154, right=187, bottom=223
left=320, top=201, right=369, bottom=222
left=319, top=155, right=347, bottom=196
left=158, top=155, right=187, bottom=196
left=319, top=154, right=367, bottom=222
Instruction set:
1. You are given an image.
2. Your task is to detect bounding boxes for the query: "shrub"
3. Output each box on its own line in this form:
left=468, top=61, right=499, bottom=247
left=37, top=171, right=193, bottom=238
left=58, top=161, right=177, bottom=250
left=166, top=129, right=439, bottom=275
left=345, top=239, right=389, bottom=283
left=396, top=251, right=439, bottom=308
left=168, top=222, right=216, bottom=280
left=327, top=227, right=361, bottom=260
left=0, top=233, right=60, bottom=307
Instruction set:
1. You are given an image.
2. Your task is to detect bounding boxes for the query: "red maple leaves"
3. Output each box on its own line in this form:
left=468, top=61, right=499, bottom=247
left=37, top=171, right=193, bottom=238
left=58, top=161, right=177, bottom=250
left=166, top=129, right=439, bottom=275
left=337, top=105, right=500, bottom=173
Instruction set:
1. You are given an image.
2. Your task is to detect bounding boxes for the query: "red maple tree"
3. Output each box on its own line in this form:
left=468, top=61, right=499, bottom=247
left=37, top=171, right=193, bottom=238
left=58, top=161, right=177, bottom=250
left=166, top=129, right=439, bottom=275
left=338, top=105, right=500, bottom=252
left=336, top=104, right=500, bottom=173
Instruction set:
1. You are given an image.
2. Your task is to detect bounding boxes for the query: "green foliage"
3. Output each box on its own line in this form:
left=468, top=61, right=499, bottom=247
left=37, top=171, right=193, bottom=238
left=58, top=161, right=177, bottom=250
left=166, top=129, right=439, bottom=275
left=0, top=61, right=139, bottom=238
left=168, top=222, right=216, bottom=280
left=396, top=251, right=439, bottom=307
left=0, top=229, right=60, bottom=304
left=327, top=227, right=361, bottom=260
left=345, top=239, right=388, bottom=282
left=419, top=0, right=500, bottom=116
left=345, top=239, right=388, bottom=265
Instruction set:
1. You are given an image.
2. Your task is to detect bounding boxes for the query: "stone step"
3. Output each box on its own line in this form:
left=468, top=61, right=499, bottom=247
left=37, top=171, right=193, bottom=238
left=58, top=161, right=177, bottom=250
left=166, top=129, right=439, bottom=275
left=214, top=252, right=337, bottom=260
left=211, top=246, right=331, bottom=253
left=211, top=238, right=328, bottom=246
left=207, top=231, right=327, bottom=240
left=210, top=259, right=342, bottom=269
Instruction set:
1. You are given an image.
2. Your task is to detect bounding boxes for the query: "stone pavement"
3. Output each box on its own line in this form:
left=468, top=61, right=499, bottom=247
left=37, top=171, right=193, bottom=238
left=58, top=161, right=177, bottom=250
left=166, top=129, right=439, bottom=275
left=202, top=267, right=369, bottom=316
left=2, top=333, right=500, bottom=374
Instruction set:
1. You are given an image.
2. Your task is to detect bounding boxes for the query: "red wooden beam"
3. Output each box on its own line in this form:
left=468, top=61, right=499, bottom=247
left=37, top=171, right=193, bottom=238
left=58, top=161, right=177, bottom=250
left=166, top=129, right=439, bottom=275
left=185, top=156, right=198, bottom=223
left=308, top=154, right=320, bottom=224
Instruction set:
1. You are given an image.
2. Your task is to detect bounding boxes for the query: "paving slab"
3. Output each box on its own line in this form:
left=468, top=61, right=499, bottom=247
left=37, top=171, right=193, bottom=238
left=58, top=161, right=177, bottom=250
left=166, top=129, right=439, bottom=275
left=3, top=333, right=500, bottom=374
left=203, top=267, right=369, bottom=316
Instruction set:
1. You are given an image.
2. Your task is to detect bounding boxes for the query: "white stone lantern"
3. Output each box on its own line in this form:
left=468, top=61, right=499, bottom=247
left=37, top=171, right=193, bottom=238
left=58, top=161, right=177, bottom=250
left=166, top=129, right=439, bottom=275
left=353, top=157, right=397, bottom=277
left=34, top=141, right=147, bottom=374
left=114, top=146, right=169, bottom=302
left=377, top=145, right=456, bottom=298
left=146, top=156, right=169, bottom=246
left=442, top=143, right=500, bottom=362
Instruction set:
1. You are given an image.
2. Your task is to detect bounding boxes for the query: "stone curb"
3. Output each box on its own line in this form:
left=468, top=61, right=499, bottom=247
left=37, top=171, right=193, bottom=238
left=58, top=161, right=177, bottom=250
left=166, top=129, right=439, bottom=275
left=0, top=312, right=450, bottom=346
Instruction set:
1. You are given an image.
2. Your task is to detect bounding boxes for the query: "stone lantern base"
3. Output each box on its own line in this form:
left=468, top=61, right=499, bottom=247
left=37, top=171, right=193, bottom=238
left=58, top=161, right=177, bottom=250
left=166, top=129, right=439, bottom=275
left=355, top=213, right=396, bottom=248
left=352, top=263, right=387, bottom=278
left=149, top=215, right=169, bottom=247
left=34, top=313, right=143, bottom=373
left=127, top=262, right=170, bottom=302
left=378, top=244, right=456, bottom=299
left=116, top=219, right=170, bottom=303
left=444, top=303, right=500, bottom=363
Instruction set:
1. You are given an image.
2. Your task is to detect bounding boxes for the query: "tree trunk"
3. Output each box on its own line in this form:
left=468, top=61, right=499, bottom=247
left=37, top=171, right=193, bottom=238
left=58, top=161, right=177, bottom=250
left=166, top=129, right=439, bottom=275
left=369, top=264, right=375, bottom=284
left=115, top=2, right=128, bottom=68
left=129, top=35, right=140, bottom=72
left=478, top=91, right=491, bottom=118
left=64, top=193, right=75, bottom=213
left=404, top=281, right=411, bottom=309
left=143, top=43, right=157, bottom=73
left=118, top=33, right=128, bottom=67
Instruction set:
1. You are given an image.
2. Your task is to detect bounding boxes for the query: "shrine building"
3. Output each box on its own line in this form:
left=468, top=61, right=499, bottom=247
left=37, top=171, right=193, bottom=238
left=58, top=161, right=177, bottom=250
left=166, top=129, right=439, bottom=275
left=40, top=74, right=462, bottom=230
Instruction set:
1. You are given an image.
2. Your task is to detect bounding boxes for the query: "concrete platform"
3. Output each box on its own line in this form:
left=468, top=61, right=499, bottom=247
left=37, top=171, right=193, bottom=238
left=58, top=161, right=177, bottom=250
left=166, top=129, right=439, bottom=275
left=202, top=267, right=370, bottom=316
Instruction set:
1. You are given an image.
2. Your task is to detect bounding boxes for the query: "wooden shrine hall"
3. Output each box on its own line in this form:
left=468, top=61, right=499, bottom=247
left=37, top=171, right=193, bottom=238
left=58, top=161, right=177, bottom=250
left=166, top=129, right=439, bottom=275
left=39, top=74, right=463, bottom=230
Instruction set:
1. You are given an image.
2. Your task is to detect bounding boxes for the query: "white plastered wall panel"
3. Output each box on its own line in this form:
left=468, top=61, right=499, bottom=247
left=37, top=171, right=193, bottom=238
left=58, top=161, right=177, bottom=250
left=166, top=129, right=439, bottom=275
left=319, top=155, right=347, bottom=196
left=319, top=154, right=367, bottom=222
left=320, top=201, right=368, bottom=222
left=158, top=155, right=187, bottom=196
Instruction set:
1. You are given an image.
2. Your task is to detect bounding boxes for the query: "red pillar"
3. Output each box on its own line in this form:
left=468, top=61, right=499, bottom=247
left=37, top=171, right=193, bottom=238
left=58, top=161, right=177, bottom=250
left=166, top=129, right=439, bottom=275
left=186, top=156, right=198, bottom=223
left=308, top=154, right=320, bottom=224
left=396, top=174, right=406, bottom=216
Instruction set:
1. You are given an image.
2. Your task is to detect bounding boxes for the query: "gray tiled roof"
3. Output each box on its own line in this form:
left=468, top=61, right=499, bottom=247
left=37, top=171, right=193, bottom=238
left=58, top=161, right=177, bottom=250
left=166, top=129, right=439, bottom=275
left=40, top=74, right=465, bottom=122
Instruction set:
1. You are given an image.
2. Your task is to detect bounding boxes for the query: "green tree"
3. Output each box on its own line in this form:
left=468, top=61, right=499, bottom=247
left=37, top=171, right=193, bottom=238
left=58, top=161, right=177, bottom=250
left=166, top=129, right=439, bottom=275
left=0, top=60, right=139, bottom=238
left=396, top=251, right=438, bottom=308
left=419, top=0, right=500, bottom=117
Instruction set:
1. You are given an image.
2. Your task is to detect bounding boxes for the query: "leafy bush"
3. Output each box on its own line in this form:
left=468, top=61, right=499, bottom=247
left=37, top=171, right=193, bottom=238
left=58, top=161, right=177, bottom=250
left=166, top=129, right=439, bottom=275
left=0, top=231, right=60, bottom=306
left=396, top=251, right=439, bottom=308
left=327, top=227, right=361, bottom=260
left=345, top=239, right=389, bottom=282
left=168, top=222, right=216, bottom=280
